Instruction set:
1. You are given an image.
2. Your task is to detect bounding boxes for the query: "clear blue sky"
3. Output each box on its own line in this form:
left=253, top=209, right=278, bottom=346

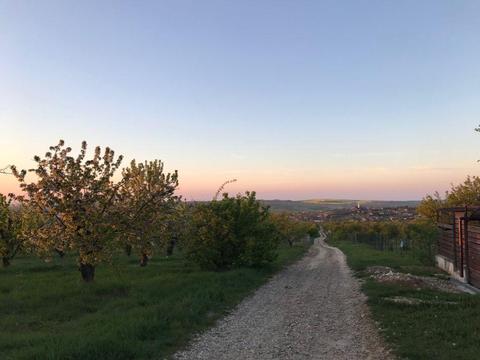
left=1, top=0, right=480, bottom=200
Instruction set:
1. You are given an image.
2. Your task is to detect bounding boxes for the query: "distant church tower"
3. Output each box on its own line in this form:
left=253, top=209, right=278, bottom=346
left=357, top=201, right=361, bottom=209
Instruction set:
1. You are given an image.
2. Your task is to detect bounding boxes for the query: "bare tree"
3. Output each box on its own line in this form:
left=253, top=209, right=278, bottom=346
left=0, top=166, right=11, bottom=175
left=213, top=179, right=237, bottom=201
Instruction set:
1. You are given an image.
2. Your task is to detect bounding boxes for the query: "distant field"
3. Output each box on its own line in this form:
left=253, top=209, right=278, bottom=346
left=261, top=199, right=420, bottom=212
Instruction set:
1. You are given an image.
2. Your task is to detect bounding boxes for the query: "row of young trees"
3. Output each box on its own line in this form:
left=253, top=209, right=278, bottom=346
left=0, top=140, right=317, bottom=281
left=325, top=220, right=439, bottom=264
left=270, top=213, right=319, bottom=247
left=1, top=140, right=181, bottom=281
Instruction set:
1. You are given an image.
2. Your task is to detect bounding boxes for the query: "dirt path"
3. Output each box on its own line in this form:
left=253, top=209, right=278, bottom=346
left=174, top=234, right=392, bottom=359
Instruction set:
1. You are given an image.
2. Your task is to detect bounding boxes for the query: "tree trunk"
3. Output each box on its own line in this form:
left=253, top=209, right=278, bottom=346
left=55, top=248, right=65, bottom=258
left=79, top=263, right=95, bottom=282
left=140, top=252, right=149, bottom=267
left=166, top=237, right=176, bottom=256
left=2, top=257, right=10, bottom=267
left=125, top=244, right=132, bottom=257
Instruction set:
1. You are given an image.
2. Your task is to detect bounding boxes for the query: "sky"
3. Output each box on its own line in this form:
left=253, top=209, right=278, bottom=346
left=1, top=0, right=480, bottom=200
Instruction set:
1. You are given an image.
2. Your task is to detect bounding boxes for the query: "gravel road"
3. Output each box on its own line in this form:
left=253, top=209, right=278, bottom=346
left=174, top=235, right=392, bottom=360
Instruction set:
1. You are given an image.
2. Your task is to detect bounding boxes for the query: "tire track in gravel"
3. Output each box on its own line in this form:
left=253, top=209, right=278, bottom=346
left=173, top=234, right=393, bottom=360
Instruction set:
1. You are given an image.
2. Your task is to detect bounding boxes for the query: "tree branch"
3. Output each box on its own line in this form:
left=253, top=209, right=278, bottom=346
left=0, top=165, right=12, bottom=175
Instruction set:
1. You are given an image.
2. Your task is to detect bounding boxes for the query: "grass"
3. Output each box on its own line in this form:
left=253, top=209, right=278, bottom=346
left=329, top=239, right=480, bottom=360
left=0, top=244, right=308, bottom=360
left=328, top=239, right=439, bottom=276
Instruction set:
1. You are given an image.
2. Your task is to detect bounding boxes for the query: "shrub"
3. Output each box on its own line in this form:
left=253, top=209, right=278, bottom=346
left=185, top=192, right=279, bottom=270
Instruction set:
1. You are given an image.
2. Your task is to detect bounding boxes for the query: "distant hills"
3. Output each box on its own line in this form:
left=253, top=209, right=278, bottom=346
left=260, top=199, right=420, bottom=212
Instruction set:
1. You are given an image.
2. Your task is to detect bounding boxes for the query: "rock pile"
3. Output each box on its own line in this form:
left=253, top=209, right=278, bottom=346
left=365, top=266, right=463, bottom=294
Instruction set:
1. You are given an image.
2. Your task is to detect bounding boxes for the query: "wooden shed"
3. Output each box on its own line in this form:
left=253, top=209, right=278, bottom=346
left=437, top=207, right=480, bottom=288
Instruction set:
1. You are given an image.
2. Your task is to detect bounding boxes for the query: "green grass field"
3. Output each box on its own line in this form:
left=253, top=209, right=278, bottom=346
left=0, top=244, right=308, bottom=360
left=330, top=239, right=480, bottom=360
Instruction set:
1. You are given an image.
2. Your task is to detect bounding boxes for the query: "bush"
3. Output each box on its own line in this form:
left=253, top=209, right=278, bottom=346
left=184, top=192, right=279, bottom=270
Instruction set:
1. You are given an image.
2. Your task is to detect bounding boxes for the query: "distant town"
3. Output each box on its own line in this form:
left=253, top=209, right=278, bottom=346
left=262, top=199, right=419, bottom=223
left=291, top=206, right=418, bottom=223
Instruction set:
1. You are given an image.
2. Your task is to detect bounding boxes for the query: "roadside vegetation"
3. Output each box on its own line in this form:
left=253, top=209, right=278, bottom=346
left=0, top=139, right=316, bottom=359
left=0, top=244, right=307, bottom=359
left=325, top=220, right=439, bottom=266
left=327, top=223, right=480, bottom=360
left=418, top=174, right=480, bottom=221
left=417, top=126, right=480, bottom=222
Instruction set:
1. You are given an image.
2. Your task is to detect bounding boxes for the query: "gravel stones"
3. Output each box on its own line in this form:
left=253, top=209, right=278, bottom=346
left=365, top=266, right=463, bottom=294
left=174, top=238, right=392, bottom=360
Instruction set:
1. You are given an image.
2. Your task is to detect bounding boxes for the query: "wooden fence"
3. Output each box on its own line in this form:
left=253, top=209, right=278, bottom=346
left=437, top=222, right=480, bottom=288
